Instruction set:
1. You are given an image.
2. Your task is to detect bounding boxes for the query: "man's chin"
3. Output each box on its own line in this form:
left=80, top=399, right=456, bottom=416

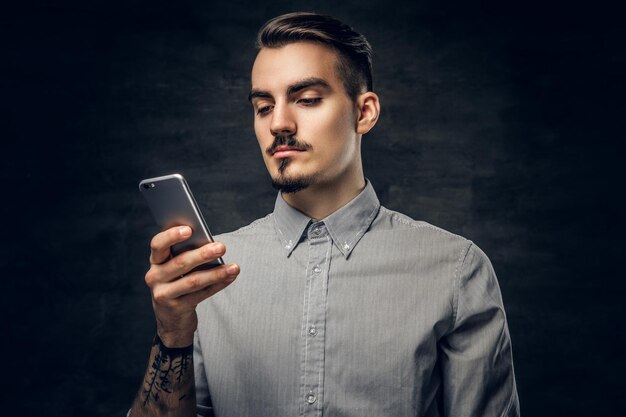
left=271, top=174, right=316, bottom=194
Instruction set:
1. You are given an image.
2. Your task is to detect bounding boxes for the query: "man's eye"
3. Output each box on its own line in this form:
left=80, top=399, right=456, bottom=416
left=298, top=98, right=322, bottom=105
left=256, top=105, right=273, bottom=115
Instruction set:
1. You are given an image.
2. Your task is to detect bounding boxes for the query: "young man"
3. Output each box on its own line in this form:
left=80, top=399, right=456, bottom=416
left=130, top=12, right=520, bottom=417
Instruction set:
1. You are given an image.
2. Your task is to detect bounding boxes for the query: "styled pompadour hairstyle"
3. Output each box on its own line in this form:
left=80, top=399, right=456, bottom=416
left=256, top=12, right=373, bottom=101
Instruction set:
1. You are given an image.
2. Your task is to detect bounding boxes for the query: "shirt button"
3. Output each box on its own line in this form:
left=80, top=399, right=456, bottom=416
left=313, top=266, right=321, bottom=273
left=308, top=325, right=317, bottom=336
left=306, top=392, right=317, bottom=404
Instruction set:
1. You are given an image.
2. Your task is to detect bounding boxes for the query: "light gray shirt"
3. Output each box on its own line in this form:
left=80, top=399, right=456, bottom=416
left=194, top=182, right=519, bottom=417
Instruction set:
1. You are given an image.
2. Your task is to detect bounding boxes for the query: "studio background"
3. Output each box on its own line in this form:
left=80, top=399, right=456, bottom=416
left=2, top=1, right=623, bottom=416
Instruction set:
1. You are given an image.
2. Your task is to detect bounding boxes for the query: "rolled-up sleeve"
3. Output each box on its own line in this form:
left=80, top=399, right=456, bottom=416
left=439, top=243, right=520, bottom=416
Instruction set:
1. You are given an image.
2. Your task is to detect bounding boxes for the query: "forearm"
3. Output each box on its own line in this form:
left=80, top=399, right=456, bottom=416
left=129, top=335, right=197, bottom=417
left=130, top=227, right=237, bottom=416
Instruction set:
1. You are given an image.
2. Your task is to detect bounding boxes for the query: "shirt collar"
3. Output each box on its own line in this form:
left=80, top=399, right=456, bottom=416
left=272, top=180, right=380, bottom=258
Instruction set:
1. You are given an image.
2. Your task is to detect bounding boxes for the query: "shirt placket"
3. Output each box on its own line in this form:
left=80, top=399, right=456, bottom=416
left=300, top=221, right=331, bottom=417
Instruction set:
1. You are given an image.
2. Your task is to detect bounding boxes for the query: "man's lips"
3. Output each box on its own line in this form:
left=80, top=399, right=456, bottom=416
left=272, top=145, right=306, bottom=158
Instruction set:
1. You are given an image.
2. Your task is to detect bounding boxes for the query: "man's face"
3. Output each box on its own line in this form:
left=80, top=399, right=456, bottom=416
left=250, top=42, right=362, bottom=193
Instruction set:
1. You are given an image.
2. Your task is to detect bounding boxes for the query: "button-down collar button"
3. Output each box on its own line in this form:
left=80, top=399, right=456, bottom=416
left=308, top=325, right=317, bottom=336
left=343, top=243, right=350, bottom=251
left=309, top=223, right=325, bottom=237
left=313, top=266, right=321, bottom=274
left=306, top=392, right=317, bottom=404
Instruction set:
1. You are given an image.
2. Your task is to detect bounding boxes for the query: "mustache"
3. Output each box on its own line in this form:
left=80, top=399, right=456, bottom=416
left=266, top=135, right=313, bottom=155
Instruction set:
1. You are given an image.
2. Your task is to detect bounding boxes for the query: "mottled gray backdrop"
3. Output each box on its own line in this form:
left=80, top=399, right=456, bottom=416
left=2, top=0, right=624, bottom=416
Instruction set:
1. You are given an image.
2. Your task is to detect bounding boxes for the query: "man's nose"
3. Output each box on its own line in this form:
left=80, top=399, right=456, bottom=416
left=270, top=102, right=296, bottom=136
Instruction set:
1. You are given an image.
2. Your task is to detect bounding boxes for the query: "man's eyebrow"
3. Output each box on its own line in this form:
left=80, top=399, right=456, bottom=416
left=248, top=90, right=272, bottom=103
left=248, top=77, right=332, bottom=103
left=286, top=77, right=331, bottom=96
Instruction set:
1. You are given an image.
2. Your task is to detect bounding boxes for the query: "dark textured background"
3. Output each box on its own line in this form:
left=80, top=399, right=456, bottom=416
left=2, top=0, right=624, bottom=416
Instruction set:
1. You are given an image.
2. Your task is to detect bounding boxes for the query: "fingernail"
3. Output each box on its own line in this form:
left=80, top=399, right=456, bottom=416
left=226, top=264, right=239, bottom=275
left=179, top=226, right=191, bottom=237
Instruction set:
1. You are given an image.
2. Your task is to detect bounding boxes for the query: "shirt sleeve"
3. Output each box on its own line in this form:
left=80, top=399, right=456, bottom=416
left=439, top=243, right=520, bottom=417
left=194, top=330, right=215, bottom=417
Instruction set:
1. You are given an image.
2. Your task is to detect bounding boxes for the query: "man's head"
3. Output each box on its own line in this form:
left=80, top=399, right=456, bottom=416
left=249, top=13, right=380, bottom=196
left=256, top=12, right=373, bottom=103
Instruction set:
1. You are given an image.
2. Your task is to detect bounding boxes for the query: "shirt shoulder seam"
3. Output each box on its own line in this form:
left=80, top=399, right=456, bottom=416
left=450, top=241, right=475, bottom=333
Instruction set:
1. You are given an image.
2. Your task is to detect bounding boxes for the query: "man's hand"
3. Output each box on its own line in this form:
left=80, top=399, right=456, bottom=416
left=145, top=225, right=240, bottom=347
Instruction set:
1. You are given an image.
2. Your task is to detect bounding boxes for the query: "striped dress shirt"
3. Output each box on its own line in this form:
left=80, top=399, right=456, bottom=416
left=194, top=181, right=519, bottom=416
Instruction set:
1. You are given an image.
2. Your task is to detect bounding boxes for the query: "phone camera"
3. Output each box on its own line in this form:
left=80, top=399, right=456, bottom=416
left=143, top=183, right=155, bottom=189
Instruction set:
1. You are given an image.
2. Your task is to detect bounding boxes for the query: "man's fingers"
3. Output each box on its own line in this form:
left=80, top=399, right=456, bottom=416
left=149, top=226, right=192, bottom=265
left=152, top=264, right=239, bottom=305
left=154, top=242, right=226, bottom=280
left=177, top=278, right=236, bottom=306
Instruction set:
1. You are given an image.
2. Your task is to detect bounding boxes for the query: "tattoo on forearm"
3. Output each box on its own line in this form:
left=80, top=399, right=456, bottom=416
left=142, top=335, right=193, bottom=407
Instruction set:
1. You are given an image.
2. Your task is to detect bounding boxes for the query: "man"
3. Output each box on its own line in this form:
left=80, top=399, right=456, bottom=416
left=130, top=12, right=520, bottom=417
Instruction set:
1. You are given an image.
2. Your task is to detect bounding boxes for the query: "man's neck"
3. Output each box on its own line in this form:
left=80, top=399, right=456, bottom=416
left=281, top=176, right=367, bottom=220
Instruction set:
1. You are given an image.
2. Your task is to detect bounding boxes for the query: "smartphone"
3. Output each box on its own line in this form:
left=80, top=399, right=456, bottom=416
left=139, top=173, right=223, bottom=270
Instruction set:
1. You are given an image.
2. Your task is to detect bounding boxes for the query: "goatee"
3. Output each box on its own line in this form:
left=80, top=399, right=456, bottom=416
left=271, top=174, right=317, bottom=194
left=268, top=134, right=315, bottom=194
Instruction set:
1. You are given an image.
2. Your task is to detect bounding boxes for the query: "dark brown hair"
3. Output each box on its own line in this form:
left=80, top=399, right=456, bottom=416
left=256, top=12, right=373, bottom=101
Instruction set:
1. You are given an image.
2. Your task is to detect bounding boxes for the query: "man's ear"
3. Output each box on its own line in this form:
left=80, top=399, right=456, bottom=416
left=355, top=92, right=380, bottom=134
